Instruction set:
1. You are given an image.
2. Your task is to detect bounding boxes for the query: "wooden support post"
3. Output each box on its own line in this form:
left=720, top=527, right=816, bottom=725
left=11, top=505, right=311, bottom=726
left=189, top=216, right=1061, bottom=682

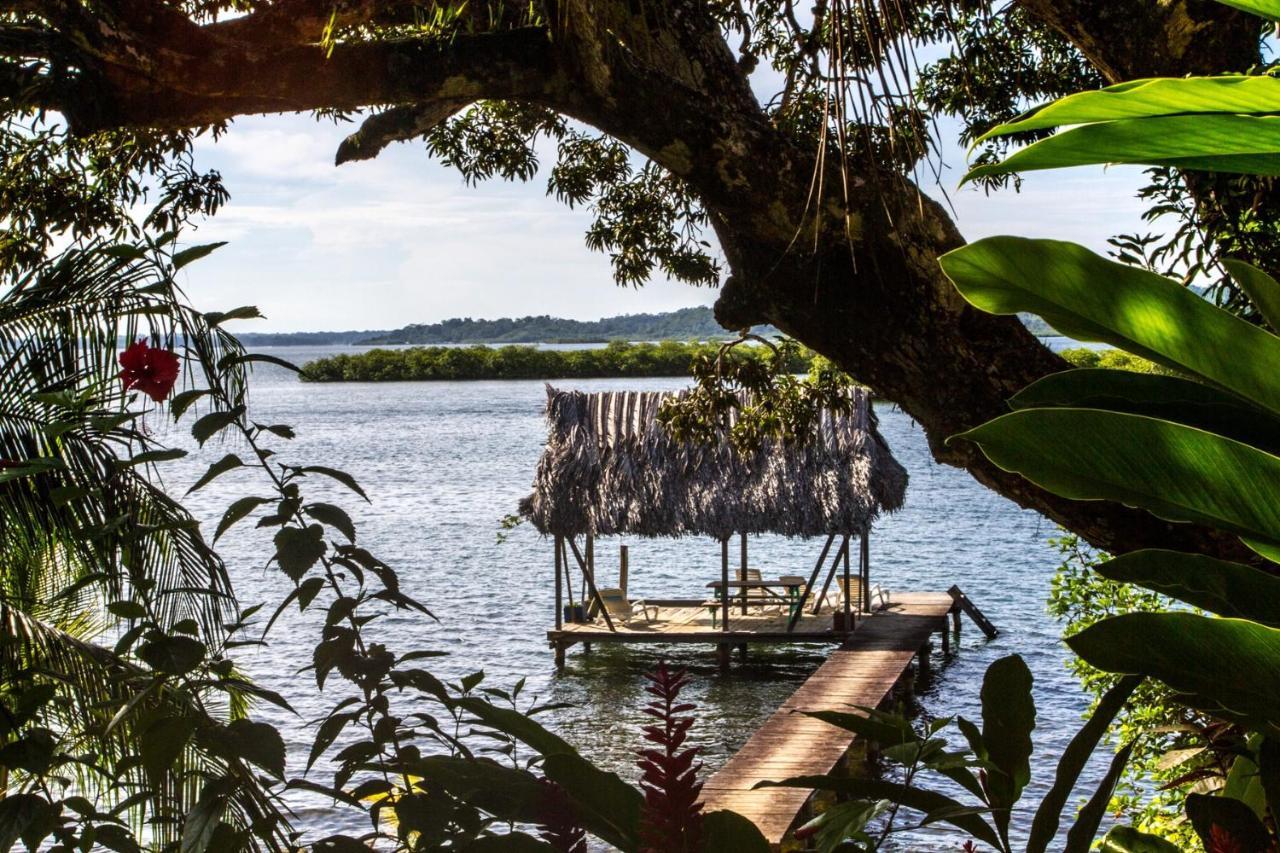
left=739, top=531, right=749, bottom=615
left=716, top=643, right=731, bottom=671
left=813, top=535, right=850, bottom=615
left=569, top=537, right=615, bottom=632
left=918, top=642, right=932, bottom=676
left=554, top=642, right=566, bottom=669
left=948, top=585, right=998, bottom=639
left=737, top=643, right=748, bottom=661
left=860, top=527, right=871, bottom=612
left=720, top=537, right=730, bottom=633
left=583, top=642, right=592, bottom=654
left=789, top=532, right=836, bottom=632
left=554, top=535, right=563, bottom=630
left=561, top=537, right=575, bottom=612
left=940, top=623, right=950, bottom=654
left=619, top=544, right=629, bottom=598
left=842, top=534, right=852, bottom=633
left=586, top=534, right=595, bottom=582
left=952, top=606, right=962, bottom=634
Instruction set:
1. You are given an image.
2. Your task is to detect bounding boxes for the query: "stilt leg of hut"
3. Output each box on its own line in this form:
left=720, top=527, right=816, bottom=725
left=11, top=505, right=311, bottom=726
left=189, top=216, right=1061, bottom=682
left=860, top=528, right=871, bottom=612
left=554, top=535, right=563, bottom=631
left=918, top=641, right=932, bottom=676
left=737, top=643, right=748, bottom=661
left=940, top=623, right=950, bottom=654
left=842, top=537, right=852, bottom=633
left=720, top=537, right=730, bottom=633
left=583, top=642, right=591, bottom=654
left=554, top=642, right=566, bottom=669
left=739, top=532, right=748, bottom=614
left=952, top=606, right=962, bottom=635
left=716, top=643, right=731, bottom=671
left=619, top=544, right=628, bottom=598
left=568, top=537, right=615, bottom=632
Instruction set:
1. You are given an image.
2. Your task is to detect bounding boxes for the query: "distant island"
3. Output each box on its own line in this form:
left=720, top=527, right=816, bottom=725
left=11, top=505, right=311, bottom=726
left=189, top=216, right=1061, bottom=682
left=239, top=306, right=1058, bottom=347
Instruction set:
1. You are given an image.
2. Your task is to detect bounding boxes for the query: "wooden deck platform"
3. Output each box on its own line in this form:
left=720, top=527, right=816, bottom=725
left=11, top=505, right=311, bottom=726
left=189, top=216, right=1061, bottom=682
left=699, top=592, right=959, bottom=849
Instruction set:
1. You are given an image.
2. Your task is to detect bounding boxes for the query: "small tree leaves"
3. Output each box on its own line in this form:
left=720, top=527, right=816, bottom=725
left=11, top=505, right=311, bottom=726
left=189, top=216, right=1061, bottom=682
left=202, top=305, right=262, bottom=326
left=294, top=466, right=369, bottom=501
left=1099, top=825, right=1181, bottom=852
left=274, top=525, right=327, bottom=581
left=138, top=632, right=208, bottom=676
left=220, top=719, right=286, bottom=779
left=187, top=453, right=244, bottom=495
left=214, top=496, right=272, bottom=542
left=181, top=781, right=229, bottom=853
left=191, top=407, right=245, bottom=446
left=304, top=503, right=356, bottom=542
left=140, top=715, right=197, bottom=783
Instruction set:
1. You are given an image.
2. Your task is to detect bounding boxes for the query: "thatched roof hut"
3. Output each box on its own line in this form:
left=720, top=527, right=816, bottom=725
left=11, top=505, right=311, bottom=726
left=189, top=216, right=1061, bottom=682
left=519, top=385, right=907, bottom=540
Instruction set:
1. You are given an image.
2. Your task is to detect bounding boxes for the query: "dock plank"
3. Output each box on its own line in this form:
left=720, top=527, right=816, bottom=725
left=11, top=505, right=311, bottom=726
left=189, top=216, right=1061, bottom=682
left=699, top=593, right=953, bottom=850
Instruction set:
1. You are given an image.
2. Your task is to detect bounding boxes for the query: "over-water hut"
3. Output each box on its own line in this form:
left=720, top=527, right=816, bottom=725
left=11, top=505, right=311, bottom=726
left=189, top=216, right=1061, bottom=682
left=519, top=385, right=909, bottom=665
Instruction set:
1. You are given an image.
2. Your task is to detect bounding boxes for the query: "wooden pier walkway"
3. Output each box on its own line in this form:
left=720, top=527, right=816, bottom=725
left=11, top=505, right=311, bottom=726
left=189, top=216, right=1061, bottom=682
left=700, top=592, right=962, bottom=849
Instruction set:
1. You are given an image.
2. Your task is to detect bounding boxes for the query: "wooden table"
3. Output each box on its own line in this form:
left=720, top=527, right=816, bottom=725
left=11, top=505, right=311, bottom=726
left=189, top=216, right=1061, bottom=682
left=706, top=576, right=808, bottom=627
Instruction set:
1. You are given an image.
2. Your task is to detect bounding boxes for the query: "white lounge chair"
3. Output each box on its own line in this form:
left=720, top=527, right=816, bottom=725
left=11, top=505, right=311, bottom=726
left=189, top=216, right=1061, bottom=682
left=591, top=588, right=656, bottom=625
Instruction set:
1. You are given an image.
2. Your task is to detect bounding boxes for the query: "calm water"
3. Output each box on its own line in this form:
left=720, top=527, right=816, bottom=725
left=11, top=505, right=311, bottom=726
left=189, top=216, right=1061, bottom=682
left=164, top=341, right=1104, bottom=849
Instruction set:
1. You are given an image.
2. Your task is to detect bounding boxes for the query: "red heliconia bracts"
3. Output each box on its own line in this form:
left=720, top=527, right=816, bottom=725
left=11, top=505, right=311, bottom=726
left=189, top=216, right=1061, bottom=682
left=637, top=661, right=704, bottom=853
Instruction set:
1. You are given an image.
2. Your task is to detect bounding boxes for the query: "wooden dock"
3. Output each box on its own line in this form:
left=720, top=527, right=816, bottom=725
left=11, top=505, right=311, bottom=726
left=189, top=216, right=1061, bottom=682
left=700, top=592, right=962, bottom=849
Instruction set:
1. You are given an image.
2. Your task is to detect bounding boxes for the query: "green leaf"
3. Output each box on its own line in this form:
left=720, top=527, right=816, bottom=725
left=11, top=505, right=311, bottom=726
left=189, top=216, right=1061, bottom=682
left=106, top=600, right=148, bottom=620
left=0, top=795, right=55, bottom=852
left=756, top=777, right=1002, bottom=850
left=186, top=453, right=244, bottom=495
left=172, top=241, right=228, bottom=271
left=138, top=632, right=208, bottom=676
left=170, top=389, right=210, bottom=420
left=126, top=448, right=189, bottom=466
left=957, top=409, right=1280, bottom=549
left=296, top=465, right=369, bottom=501
left=191, top=408, right=244, bottom=446
left=1027, top=675, right=1142, bottom=853
left=542, top=752, right=643, bottom=851
left=274, top=525, right=327, bottom=581
left=1225, top=259, right=1280, bottom=334
left=941, top=237, right=1280, bottom=416
left=979, top=76, right=1280, bottom=141
left=203, top=306, right=262, bottom=326
left=220, top=352, right=301, bottom=373
left=214, top=496, right=272, bottom=542
left=1185, top=792, right=1275, bottom=851
left=1010, top=369, right=1280, bottom=455
left=1064, top=742, right=1135, bottom=853
left=454, top=697, right=576, bottom=757
left=409, top=756, right=545, bottom=823
left=303, top=503, right=356, bottom=542
left=702, top=809, right=772, bottom=853
left=1067, top=613, right=1280, bottom=726
left=1213, top=0, right=1280, bottom=20
left=1096, top=550, right=1280, bottom=626
left=221, top=719, right=286, bottom=779
left=980, top=655, right=1035, bottom=813
left=465, top=833, right=558, bottom=852
left=965, top=115, right=1280, bottom=184
left=1099, top=825, right=1181, bottom=853
left=181, top=781, right=228, bottom=853
left=140, top=715, right=196, bottom=783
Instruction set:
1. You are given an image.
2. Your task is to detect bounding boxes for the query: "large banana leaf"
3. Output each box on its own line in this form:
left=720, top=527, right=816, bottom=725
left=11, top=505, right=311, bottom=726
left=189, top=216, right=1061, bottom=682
left=941, top=237, right=1280, bottom=416
left=957, top=408, right=1280, bottom=547
left=964, top=115, right=1280, bottom=183
left=1010, top=369, right=1280, bottom=455
left=1224, top=259, right=1280, bottom=331
left=1214, top=0, right=1280, bottom=19
left=1066, top=613, right=1280, bottom=727
left=977, top=77, right=1280, bottom=141
left=1097, top=550, right=1280, bottom=626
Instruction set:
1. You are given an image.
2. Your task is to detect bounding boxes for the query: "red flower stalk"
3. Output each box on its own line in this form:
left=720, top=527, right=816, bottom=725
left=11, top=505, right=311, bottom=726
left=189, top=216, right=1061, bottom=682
left=637, top=661, right=704, bottom=853
left=118, top=339, right=180, bottom=402
left=1207, top=824, right=1246, bottom=853
left=536, top=777, right=587, bottom=853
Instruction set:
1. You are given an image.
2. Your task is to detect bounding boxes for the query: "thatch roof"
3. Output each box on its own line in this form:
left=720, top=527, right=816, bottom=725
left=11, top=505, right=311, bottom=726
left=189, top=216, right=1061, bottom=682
left=519, top=385, right=907, bottom=539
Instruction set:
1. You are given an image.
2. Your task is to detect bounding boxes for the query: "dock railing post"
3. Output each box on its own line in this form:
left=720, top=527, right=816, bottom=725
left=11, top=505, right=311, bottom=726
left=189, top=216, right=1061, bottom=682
left=842, top=534, right=852, bottom=633
left=554, top=534, right=563, bottom=630
left=619, top=544, right=629, bottom=598
left=721, top=536, right=730, bottom=633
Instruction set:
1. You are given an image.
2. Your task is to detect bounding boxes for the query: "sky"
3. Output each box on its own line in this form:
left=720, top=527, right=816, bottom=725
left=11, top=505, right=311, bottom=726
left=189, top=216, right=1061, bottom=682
left=180, top=111, right=1159, bottom=333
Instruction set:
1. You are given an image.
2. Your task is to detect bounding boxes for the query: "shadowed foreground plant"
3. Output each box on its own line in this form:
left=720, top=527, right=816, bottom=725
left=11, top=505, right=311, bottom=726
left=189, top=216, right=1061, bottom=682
left=637, top=662, right=705, bottom=853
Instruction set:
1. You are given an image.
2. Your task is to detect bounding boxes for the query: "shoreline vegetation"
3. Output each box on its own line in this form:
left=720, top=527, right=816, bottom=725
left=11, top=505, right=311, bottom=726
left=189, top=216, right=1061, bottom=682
left=298, top=340, right=1156, bottom=383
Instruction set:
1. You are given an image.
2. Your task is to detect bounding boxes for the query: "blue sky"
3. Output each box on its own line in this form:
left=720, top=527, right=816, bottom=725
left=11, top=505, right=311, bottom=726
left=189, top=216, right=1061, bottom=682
left=181, top=112, right=1158, bottom=333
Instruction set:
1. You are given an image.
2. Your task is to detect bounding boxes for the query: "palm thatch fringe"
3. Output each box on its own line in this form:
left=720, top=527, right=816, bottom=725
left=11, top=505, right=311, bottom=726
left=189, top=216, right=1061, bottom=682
left=518, top=385, right=907, bottom=539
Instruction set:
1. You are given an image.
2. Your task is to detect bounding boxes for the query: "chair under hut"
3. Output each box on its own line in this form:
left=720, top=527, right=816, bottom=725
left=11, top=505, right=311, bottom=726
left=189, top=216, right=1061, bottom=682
left=519, top=384, right=908, bottom=650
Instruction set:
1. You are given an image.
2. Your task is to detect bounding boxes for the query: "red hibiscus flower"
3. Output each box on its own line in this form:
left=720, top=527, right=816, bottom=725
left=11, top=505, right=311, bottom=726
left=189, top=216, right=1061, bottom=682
left=118, top=339, right=180, bottom=403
